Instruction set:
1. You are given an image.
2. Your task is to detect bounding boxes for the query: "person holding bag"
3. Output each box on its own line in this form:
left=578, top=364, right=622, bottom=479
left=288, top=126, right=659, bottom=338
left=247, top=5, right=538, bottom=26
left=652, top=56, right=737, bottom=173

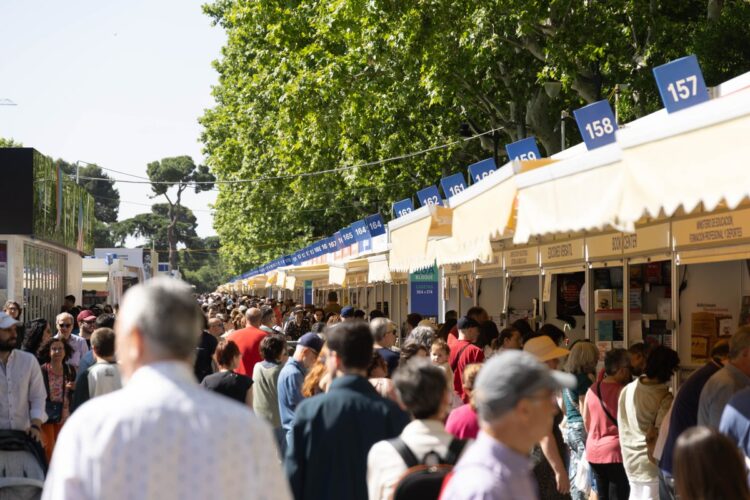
left=583, top=348, right=632, bottom=500
left=39, top=337, right=76, bottom=462
left=617, top=346, right=679, bottom=500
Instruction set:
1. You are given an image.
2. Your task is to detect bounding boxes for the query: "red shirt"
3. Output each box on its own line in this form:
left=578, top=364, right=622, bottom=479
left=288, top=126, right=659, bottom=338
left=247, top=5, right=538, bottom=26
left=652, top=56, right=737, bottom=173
left=447, top=326, right=458, bottom=347
left=449, top=339, right=484, bottom=402
left=227, top=326, right=268, bottom=376
left=445, top=403, right=479, bottom=440
left=585, top=380, right=625, bottom=464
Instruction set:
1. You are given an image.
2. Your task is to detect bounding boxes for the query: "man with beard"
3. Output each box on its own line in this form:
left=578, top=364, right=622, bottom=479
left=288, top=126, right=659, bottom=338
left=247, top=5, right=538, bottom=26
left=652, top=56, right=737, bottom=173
left=0, top=311, right=48, bottom=488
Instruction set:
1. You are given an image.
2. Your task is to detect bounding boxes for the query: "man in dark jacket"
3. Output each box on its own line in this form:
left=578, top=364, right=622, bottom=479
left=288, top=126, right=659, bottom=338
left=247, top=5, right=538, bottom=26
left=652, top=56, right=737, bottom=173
left=285, top=321, right=409, bottom=500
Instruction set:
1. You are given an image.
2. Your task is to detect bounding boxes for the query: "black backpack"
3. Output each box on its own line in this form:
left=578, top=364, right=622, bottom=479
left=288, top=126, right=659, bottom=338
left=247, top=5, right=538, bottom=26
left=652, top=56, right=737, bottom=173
left=389, top=437, right=467, bottom=500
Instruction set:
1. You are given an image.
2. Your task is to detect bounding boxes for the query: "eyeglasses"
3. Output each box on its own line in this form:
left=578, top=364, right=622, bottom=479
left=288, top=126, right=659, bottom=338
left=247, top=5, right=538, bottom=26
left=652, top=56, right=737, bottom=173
left=58, top=323, right=72, bottom=328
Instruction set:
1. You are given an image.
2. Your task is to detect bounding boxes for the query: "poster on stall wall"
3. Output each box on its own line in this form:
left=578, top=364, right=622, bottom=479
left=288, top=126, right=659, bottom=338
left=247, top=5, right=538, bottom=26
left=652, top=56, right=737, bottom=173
left=556, top=273, right=585, bottom=316
left=410, top=265, right=439, bottom=318
left=691, top=303, right=733, bottom=363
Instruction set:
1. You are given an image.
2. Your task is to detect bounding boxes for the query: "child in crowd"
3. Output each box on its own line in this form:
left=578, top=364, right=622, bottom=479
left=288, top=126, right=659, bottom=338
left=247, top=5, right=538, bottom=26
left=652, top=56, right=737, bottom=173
left=430, top=339, right=463, bottom=409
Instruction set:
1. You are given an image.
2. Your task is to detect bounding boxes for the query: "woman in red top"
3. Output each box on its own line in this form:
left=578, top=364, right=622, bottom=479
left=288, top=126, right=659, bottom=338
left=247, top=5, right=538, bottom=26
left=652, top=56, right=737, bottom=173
left=583, top=348, right=632, bottom=500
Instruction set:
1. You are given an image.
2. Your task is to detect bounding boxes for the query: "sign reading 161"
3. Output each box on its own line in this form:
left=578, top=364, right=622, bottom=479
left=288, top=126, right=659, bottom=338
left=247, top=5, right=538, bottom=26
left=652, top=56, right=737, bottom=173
left=653, top=55, right=709, bottom=113
left=573, top=100, right=619, bottom=150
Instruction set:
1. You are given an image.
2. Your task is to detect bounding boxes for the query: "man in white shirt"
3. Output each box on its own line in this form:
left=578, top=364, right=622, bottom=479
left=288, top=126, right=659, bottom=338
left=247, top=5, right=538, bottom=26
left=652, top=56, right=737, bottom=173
left=43, top=278, right=291, bottom=500
left=0, top=311, right=47, bottom=492
left=53, top=312, right=89, bottom=369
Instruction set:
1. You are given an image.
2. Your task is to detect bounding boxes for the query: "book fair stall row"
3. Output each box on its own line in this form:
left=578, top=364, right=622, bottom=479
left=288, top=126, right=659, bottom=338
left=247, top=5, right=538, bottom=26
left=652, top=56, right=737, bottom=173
left=219, top=58, right=750, bottom=375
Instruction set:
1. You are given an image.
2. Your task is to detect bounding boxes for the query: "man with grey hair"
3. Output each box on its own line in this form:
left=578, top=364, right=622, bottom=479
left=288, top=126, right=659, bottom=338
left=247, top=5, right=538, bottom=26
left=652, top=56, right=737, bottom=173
left=54, top=311, right=89, bottom=369
left=43, top=278, right=291, bottom=500
left=698, top=326, right=750, bottom=428
left=371, top=317, right=399, bottom=376
left=441, top=350, right=575, bottom=499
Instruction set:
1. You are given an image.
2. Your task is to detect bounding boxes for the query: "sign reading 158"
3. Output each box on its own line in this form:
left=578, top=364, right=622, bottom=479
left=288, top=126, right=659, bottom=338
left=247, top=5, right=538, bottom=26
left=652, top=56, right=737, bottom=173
left=573, top=100, right=618, bottom=150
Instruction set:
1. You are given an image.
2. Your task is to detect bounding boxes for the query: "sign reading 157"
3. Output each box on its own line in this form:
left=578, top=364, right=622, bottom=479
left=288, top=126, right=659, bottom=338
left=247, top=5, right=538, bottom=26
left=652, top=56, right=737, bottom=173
left=653, top=55, right=709, bottom=113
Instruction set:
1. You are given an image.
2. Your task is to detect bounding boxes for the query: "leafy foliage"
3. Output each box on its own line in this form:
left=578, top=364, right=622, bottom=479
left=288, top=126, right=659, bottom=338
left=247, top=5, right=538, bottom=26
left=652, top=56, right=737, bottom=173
left=145, top=156, right=215, bottom=270
left=112, top=204, right=199, bottom=258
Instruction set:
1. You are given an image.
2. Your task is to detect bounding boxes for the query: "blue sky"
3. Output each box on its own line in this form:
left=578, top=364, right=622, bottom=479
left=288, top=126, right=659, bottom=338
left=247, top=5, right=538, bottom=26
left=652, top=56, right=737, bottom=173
left=0, top=0, right=225, bottom=239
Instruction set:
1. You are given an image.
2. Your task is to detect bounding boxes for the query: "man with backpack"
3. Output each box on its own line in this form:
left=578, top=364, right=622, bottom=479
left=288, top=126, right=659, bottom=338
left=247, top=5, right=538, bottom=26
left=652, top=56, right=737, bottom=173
left=367, top=357, right=468, bottom=500
left=441, top=350, right=576, bottom=500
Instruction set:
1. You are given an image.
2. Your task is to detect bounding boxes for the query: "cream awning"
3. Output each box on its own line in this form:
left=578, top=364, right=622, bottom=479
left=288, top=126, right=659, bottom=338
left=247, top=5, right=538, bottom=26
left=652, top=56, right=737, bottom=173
left=388, top=205, right=435, bottom=273
left=82, top=275, right=108, bottom=292
left=329, top=266, right=347, bottom=286
left=368, top=255, right=392, bottom=283
left=617, top=81, right=750, bottom=228
left=285, top=263, right=329, bottom=281
left=514, top=145, right=626, bottom=243
left=276, top=271, right=287, bottom=288
left=284, top=275, right=296, bottom=291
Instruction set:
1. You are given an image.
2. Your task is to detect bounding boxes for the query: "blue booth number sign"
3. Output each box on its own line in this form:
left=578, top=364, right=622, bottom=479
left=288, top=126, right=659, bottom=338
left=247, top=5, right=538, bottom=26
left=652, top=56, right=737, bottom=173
left=505, top=137, right=541, bottom=161
left=573, top=100, right=619, bottom=150
left=653, top=55, right=709, bottom=114
left=440, top=173, right=467, bottom=200
left=467, top=158, right=497, bottom=184
left=417, top=186, right=442, bottom=207
left=393, top=198, right=414, bottom=218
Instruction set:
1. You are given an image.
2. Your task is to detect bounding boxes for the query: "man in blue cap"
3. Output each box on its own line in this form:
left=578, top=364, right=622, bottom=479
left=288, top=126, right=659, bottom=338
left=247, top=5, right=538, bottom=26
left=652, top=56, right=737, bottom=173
left=340, top=305, right=356, bottom=321
left=278, top=332, right=324, bottom=452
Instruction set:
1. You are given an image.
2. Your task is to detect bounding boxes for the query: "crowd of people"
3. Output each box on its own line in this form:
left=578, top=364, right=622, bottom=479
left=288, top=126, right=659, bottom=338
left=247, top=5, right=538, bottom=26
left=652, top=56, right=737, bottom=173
left=3, top=284, right=750, bottom=499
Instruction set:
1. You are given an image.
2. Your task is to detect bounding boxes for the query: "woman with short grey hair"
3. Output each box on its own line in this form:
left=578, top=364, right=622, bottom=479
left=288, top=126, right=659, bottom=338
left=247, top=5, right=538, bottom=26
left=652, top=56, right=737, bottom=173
left=406, top=325, right=436, bottom=349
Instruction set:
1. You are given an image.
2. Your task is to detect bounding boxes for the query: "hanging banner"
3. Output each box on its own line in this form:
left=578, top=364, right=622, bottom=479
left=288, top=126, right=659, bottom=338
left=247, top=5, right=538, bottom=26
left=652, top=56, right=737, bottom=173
left=439, top=173, right=467, bottom=200
left=505, top=137, right=541, bottom=161
left=417, top=185, right=442, bottom=207
left=573, top=100, right=618, bottom=150
left=468, top=157, right=497, bottom=184
left=410, top=264, right=439, bottom=318
left=653, top=54, right=709, bottom=113
left=393, top=198, right=414, bottom=218
left=304, top=280, right=313, bottom=306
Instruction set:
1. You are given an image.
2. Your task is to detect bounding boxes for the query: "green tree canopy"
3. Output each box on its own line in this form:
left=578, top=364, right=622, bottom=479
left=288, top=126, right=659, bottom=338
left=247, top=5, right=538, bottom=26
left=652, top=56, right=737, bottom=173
left=146, top=156, right=215, bottom=270
left=112, top=204, right=199, bottom=260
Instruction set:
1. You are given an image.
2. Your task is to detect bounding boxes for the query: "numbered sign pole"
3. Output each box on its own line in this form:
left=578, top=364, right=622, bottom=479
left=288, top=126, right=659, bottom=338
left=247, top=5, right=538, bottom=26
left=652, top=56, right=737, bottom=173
left=439, top=173, right=467, bottom=200
left=467, top=158, right=497, bottom=184
left=653, top=54, right=709, bottom=113
left=392, top=198, right=414, bottom=218
left=573, top=100, right=619, bottom=150
left=416, top=185, right=442, bottom=207
left=505, top=137, right=541, bottom=161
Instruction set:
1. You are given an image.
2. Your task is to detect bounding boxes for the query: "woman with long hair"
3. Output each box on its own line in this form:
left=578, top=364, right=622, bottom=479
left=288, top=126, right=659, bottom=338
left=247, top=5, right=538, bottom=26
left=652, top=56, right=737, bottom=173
left=38, top=337, right=77, bottom=462
left=22, top=318, right=51, bottom=363
left=564, top=340, right=600, bottom=500
left=673, top=426, right=750, bottom=500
